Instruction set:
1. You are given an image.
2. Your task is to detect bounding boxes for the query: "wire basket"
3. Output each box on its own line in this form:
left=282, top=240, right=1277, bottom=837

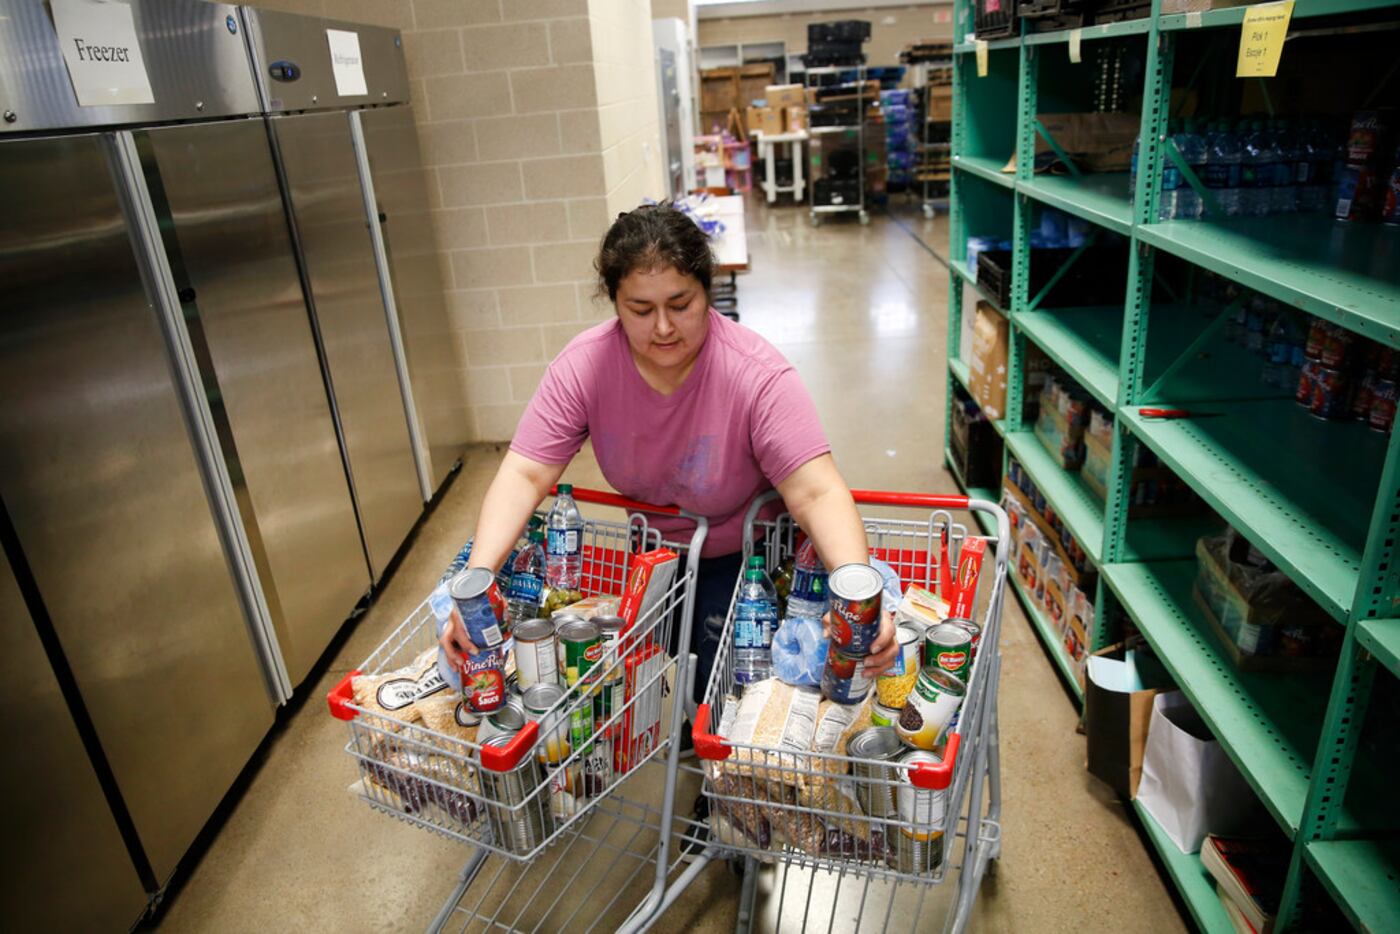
left=690, top=491, right=1009, bottom=887
left=329, top=498, right=707, bottom=864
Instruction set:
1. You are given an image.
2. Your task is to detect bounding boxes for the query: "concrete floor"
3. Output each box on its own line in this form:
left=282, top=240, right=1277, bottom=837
left=155, top=195, right=1187, bottom=933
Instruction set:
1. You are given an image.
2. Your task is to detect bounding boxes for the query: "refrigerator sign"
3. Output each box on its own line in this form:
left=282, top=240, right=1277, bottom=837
left=326, top=29, right=368, bottom=98
left=49, top=0, right=155, bottom=107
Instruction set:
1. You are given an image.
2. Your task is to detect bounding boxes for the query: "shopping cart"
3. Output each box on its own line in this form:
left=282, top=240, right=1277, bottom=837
left=654, top=489, right=1008, bottom=934
left=326, top=487, right=708, bottom=932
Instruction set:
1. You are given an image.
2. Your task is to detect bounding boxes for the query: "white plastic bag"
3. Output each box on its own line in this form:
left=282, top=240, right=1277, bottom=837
left=1136, top=691, right=1254, bottom=854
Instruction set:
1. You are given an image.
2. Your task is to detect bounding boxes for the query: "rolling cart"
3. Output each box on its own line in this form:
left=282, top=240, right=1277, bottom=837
left=655, top=489, right=1008, bottom=933
left=326, top=487, right=709, bottom=933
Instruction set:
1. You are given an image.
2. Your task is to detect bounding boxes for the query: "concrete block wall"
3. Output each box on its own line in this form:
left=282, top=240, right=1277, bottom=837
left=254, top=0, right=667, bottom=441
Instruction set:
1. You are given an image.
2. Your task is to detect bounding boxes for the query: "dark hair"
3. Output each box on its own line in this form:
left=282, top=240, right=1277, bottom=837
left=594, top=202, right=714, bottom=302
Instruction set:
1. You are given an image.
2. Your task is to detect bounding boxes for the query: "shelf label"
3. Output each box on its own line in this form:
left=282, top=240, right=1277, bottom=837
left=50, top=0, right=155, bottom=107
left=1069, top=29, right=1082, bottom=64
left=1236, top=1, right=1293, bottom=79
left=975, top=39, right=989, bottom=78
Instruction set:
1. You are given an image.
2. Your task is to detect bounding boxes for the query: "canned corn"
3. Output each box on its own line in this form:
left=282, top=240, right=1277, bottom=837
left=875, top=622, right=923, bottom=708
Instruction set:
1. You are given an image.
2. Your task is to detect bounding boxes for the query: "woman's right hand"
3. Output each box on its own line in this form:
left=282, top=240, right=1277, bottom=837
left=438, top=606, right=478, bottom=667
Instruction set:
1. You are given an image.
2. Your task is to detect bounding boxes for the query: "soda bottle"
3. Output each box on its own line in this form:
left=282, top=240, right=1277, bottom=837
left=734, top=555, right=779, bottom=685
left=785, top=537, right=829, bottom=622
left=546, top=483, right=584, bottom=590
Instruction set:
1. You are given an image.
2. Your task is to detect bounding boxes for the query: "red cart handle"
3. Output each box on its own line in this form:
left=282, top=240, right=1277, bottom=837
left=849, top=490, right=972, bottom=510
left=480, top=719, right=540, bottom=772
left=691, top=703, right=731, bottom=760
left=908, top=733, right=959, bottom=790
left=328, top=670, right=362, bottom=721
left=551, top=485, right=682, bottom=517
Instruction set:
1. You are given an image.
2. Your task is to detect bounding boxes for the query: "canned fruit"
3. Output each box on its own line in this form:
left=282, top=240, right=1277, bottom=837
left=875, top=623, right=922, bottom=708
left=827, top=563, right=884, bottom=656
left=821, top=648, right=873, bottom=705
left=895, top=668, right=965, bottom=750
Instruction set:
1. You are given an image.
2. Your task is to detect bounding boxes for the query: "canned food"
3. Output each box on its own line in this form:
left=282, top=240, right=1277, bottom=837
left=896, top=668, right=965, bottom=750
left=461, top=646, right=507, bottom=714
left=849, top=727, right=904, bottom=820
left=871, top=702, right=902, bottom=728
left=1310, top=364, right=1350, bottom=420
left=1370, top=378, right=1397, bottom=433
left=946, top=617, right=982, bottom=659
left=476, top=695, right=526, bottom=744
left=821, top=648, right=873, bottom=705
left=1344, top=110, right=1391, bottom=166
left=479, top=734, right=552, bottom=855
left=875, top=623, right=923, bottom=709
left=1296, top=358, right=1317, bottom=406
left=894, top=749, right=946, bottom=874
left=523, top=682, right=570, bottom=764
left=827, top=563, right=884, bottom=656
left=513, top=617, right=557, bottom=689
left=578, top=728, right=614, bottom=798
left=557, top=619, right=602, bottom=688
left=449, top=567, right=506, bottom=649
left=923, top=623, right=973, bottom=684
left=1336, top=164, right=1384, bottom=223
left=592, top=615, right=627, bottom=722
left=1304, top=317, right=1327, bottom=360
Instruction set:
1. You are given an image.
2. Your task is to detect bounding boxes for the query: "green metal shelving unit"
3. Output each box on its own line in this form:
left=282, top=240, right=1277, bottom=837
left=942, top=2, right=1400, bottom=929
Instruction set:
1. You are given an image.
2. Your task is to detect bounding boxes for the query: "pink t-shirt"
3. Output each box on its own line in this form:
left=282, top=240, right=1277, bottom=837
left=511, top=309, right=830, bottom=556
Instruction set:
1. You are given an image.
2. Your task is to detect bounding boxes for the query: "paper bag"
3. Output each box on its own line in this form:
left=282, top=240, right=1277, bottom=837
left=967, top=301, right=1009, bottom=419
left=1136, top=691, right=1254, bottom=854
left=1084, top=643, right=1167, bottom=799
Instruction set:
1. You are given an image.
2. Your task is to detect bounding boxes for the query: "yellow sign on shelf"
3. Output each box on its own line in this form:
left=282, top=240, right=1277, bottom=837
left=1236, top=0, right=1294, bottom=78
left=976, top=39, right=989, bottom=77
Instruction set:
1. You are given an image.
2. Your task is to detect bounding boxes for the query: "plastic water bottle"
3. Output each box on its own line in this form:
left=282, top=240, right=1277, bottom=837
left=1270, top=119, right=1297, bottom=214
left=734, top=555, right=779, bottom=685
left=1130, top=134, right=1140, bottom=191
left=1158, top=120, right=1183, bottom=221
left=1205, top=119, right=1242, bottom=216
left=785, top=537, right=829, bottom=622
left=1170, top=120, right=1206, bottom=220
left=1263, top=310, right=1299, bottom=389
left=1241, top=120, right=1274, bottom=217
left=507, top=528, right=547, bottom=627
left=1300, top=120, right=1334, bottom=213
left=546, top=483, right=584, bottom=590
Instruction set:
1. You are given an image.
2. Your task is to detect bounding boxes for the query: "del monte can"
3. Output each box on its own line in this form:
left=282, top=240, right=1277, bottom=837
left=896, top=667, right=965, bottom=751
left=923, top=623, right=972, bottom=684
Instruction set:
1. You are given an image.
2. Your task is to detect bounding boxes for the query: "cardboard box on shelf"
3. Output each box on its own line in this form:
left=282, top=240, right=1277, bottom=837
left=746, top=105, right=782, bottom=137
left=1161, top=0, right=1253, bottom=11
left=738, top=63, right=776, bottom=110
left=967, top=301, right=1008, bottom=420
left=766, top=83, right=806, bottom=109
left=928, top=86, right=953, bottom=123
left=1034, top=112, right=1140, bottom=174
left=785, top=106, right=808, bottom=133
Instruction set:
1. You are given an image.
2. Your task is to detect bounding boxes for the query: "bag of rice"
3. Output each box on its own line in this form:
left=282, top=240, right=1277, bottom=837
left=415, top=691, right=482, bottom=745
left=714, top=679, right=821, bottom=783
left=794, top=697, right=874, bottom=837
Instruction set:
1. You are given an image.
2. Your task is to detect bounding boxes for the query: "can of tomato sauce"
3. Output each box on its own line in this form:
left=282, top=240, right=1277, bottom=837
left=821, top=648, right=873, bottom=705
left=827, top=563, right=884, bottom=656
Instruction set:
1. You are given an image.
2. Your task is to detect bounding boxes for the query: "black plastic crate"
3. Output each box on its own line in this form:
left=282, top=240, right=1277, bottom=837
left=977, top=244, right=1130, bottom=311
left=975, top=0, right=1019, bottom=39
left=1092, top=0, right=1152, bottom=22
left=1018, top=0, right=1089, bottom=30
left=814, top=177, right=861, bottom=206
left=950, top=389, right=1003, bottom=489
left=808, top=20, right=871, bottom=44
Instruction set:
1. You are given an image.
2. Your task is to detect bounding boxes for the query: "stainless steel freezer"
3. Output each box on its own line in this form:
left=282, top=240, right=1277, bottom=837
left=244, top=7, right=470, bottom=505
left=0, top=128, right=275, bottom=884
left=0, top=541, right=151, bottom=929
left=140, top=118, right=373, bottom=684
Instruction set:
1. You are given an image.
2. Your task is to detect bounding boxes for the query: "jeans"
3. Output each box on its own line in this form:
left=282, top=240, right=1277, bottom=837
left=670, top=551, right=743, bottom=705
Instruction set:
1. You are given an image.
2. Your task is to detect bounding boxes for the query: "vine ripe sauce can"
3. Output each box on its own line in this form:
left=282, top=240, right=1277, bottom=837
left=449, top=568, right=508, bottom=713
left=827, top=563, right=884, bottom=656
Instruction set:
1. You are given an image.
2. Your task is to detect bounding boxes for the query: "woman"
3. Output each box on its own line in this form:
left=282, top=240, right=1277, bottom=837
left=439, top=203, right=896, bottom=710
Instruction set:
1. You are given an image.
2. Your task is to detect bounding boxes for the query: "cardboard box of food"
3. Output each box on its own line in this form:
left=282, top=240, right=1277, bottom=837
left=765, top=83, right=806, bottom=109
left=619, top=549, right=679, bottom=631
left=928, top=86, right=953, bottom=123
left=746, top=105, right=783, bottom=137
left=967, top=301, right=1009, bottom=420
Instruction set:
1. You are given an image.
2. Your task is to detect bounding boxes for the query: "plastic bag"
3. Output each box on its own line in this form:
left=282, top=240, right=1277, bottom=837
left=772, top=615, right=828, bottom=687
left=869, top=556, right=904, bottom=616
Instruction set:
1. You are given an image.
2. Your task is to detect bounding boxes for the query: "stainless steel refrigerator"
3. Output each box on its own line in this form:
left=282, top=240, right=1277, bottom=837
left=0, top=0, right=376, bottom=911
left=242, top=8, right=469, bottom=524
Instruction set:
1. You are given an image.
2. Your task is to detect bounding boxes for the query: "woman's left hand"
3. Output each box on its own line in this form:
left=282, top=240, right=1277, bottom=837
left=823, top=607, right=900, bottom=678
